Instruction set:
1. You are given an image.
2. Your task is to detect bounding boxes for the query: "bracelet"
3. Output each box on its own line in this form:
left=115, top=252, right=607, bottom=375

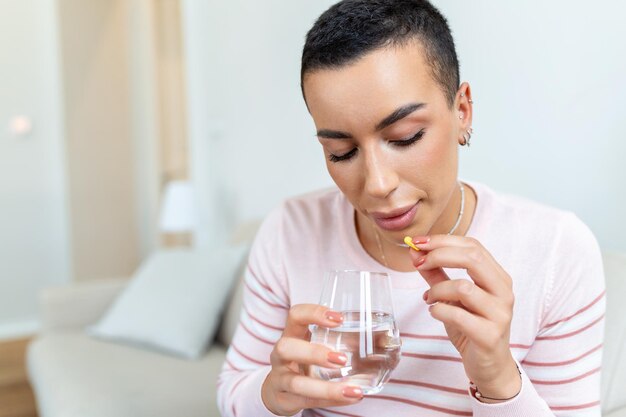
left=470, top=364, right=522, bottom=402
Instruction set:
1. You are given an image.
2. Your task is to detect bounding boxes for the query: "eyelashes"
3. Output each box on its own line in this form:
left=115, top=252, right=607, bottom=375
left=329, top=147, right=358, bottom=162
left=328, top=129, right=426, bottom=163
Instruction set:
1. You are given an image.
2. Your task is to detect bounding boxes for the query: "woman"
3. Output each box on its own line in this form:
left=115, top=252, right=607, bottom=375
left=218, top=1, right=605, bottom=416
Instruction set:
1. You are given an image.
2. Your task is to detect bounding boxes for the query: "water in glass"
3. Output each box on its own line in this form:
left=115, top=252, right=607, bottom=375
left=308, top=271, right=401, bottom=395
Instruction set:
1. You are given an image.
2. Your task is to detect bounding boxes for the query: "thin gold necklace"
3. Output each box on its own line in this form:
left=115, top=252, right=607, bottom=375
left=373, top=182, right=465, bottom=268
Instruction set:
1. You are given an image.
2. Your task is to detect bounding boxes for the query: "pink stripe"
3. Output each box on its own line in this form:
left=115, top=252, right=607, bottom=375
left=401, top=332, right=450, bottom=341
left=228, top=376, right=247, bottom=411
left=372, top=394, right=472, bottom=416
left=244, top=305, right=285, bottom=331
left=388, top=378, right=467, bottom=395
left=401, top=332, right=531, bottom=350
left=225, top=358, right=241, bottom=371
left=531, top=366, right=601, bottom=385
left=543, top=290, right=606, bottom=329
left=402, top=352, right=463, bottom=363
left=550, top=400, right=601, bottom=411
left=231, top=343, right=271, bottom=366
left=536, top=314, right=604, bottom=341
left=247, top=264, right=279, bottom=297
left=244, top=281, right=288, bottom=310
left=509, top=343, right=532, bottom=349
left=240, top=321, right=275, bottom=346
left=523, top=343, right=602, bottom=367
left=318, top=408, right=363, bottom=417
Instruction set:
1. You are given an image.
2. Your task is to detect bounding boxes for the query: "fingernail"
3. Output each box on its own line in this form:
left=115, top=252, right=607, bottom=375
left=325, top=311, right=343, bottom=323
left=413, top=236, right=430, bottom=244
left=422, top=290, right=429, bottom=301
left=416, top=257, right=426, bottom=267
left=342, top=386, right=363, bottom=398
left=328, top=351, right=347, bottom=365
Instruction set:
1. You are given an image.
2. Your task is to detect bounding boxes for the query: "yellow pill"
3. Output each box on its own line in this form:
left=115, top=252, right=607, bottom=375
left=404, top=236, right=420, bottom=252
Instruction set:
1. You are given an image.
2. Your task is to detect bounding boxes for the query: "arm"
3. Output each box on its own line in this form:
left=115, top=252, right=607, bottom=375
left=518, top=213, right=605, bottom=416
left=465, top=213, right=605, bottom=416
left=217, top=258, right=291, bottom=416
left=408, top=212, right=604, bottom=416
left=217, top=205, right=362, bottom=417
left=217, top=205, right=289, bottom=417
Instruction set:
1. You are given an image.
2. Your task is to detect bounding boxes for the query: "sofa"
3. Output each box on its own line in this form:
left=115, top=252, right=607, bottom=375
left=27, top=251, right=626, bottom=417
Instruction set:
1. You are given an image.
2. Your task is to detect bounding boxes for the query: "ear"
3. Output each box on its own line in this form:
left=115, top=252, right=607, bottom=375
left=455, top=82, right=473, bottom=145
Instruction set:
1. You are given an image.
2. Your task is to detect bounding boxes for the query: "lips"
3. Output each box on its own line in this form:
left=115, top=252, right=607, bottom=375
left=371, top=202, right=420, bottom=231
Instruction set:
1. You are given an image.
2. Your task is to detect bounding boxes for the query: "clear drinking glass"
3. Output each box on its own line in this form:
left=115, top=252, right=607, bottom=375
left=309, top=270, right=401, bottom=395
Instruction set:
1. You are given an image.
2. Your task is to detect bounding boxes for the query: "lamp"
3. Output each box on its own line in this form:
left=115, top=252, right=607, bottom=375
left=159, top=180, right=196, bottom=234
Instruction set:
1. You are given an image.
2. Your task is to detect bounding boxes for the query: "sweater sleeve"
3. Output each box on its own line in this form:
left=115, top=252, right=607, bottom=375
left=217, top=203, right=301, bottom=417
left=470, top=213, right=605, bottom=417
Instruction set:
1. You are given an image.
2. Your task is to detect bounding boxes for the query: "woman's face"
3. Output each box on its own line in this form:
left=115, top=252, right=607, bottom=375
left=303, top=41, right=468, bottom=243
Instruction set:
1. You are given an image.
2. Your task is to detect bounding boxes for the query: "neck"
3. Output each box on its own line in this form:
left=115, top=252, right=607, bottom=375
left=356, top=181, right=477, bottom=272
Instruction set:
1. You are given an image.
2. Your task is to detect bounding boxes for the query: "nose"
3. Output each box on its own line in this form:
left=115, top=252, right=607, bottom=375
left=363, top=146, right=399, bottom=199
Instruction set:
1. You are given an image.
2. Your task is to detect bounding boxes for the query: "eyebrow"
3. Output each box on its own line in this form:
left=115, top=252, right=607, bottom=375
left=316, top=102, right=427, bottom=139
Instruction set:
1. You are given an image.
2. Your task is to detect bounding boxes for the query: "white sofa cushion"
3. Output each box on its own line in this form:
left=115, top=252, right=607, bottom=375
left=27, top=332, right=227, bottom=417
left=601, top=252, right=626, bottom=414
left=87, top=246, right=246, bottom=359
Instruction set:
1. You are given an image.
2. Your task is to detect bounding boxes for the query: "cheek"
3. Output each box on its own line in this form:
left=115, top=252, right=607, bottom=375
left=397, top=132, right=458, bottom=198
left=327, top=162, right=357, bottom=191
left=401, top=136, right=454, bottom=179
left=325, top=160, right=366, bottom=206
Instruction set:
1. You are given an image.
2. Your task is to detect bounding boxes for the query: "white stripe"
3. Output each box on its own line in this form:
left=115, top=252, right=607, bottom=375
left=401, top=336, right=460, bottom=357
left=228, top=344, right=269, bottom=369
left=379, top=382, right=472, bottom=411
left=242, top=290, right=287, bottom=325
left=241, top=309, right=282, bottom=341
left=245, top=270, right=286, bottom=306
left=523, top=349, right=602, bottom=381
left=551, top=404, right=601, bottom=417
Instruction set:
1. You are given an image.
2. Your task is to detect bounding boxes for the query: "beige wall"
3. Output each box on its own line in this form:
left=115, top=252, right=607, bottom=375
left=56, top=0, right=189, bottom=279
left=156, top=1, right=188, bottom=183
left=57, top=0, right=140, bottom=281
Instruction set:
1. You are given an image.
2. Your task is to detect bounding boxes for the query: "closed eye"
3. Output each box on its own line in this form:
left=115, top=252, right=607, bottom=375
left=327, top=129, right=426, bottom=163
left=392, top=128, right=426, bottom=147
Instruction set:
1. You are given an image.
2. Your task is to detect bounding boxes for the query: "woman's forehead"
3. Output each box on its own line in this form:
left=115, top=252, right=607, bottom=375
left=303, top=43, right=445, bottom=132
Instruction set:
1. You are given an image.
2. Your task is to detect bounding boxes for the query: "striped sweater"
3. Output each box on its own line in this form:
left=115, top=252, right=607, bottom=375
left=217, top=180, right=605, bottom=417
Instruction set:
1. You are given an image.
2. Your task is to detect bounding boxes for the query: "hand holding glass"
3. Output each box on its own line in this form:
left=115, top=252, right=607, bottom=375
left=309, top=270, right=401, bottom=395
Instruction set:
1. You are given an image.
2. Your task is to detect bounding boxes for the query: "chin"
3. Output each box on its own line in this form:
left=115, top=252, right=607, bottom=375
left=380, top=227, right=417, bottom=246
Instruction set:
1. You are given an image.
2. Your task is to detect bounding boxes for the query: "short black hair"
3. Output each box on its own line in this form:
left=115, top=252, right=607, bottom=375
left=301, top=0, right=460, bottom=108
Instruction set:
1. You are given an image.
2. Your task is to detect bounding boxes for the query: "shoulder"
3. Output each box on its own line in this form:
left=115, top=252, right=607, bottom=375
left=496, top=190, right=598, bottom=256
left=468, top=181, right=602, bottom=278
left=470, top=180, right=595, bottom=247
left=481, top=182, right=572, bottom=227
left=470, top=182, right=604, bottom=320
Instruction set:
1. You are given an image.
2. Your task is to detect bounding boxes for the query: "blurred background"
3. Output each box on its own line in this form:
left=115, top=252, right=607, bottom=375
left=0, top=1, right=625, bottom=414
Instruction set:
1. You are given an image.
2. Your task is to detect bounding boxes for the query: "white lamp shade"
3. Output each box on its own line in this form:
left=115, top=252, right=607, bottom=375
left=159, top=180, right=196, bottom=232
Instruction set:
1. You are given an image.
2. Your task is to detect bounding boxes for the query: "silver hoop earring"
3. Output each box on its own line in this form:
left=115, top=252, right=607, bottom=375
left=461, top=127, right=473, bottom=147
